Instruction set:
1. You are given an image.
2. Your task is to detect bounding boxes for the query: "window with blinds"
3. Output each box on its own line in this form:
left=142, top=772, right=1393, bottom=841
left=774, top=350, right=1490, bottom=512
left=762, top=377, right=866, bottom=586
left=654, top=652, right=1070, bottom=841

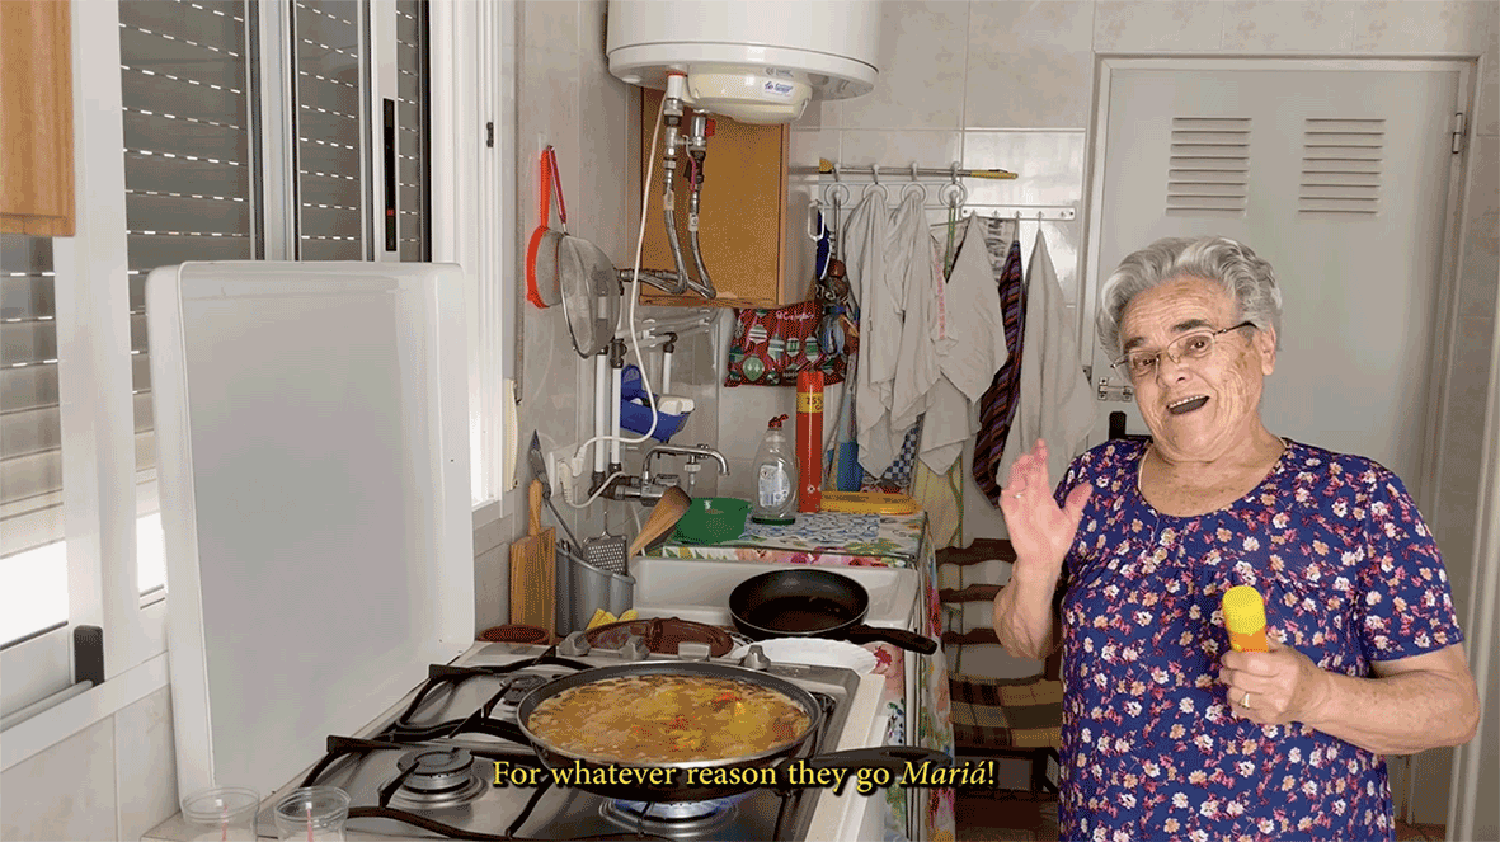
left=1, top=236, right=65, bottom=576
left=2, top=0, right=430, bottom=648
left=120, top=0, right=257, bottom=568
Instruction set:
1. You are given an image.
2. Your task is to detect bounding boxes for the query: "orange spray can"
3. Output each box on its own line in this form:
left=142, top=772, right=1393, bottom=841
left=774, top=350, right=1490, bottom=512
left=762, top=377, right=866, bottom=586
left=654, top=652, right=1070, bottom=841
left=1222, top=585, right=1268, bottom=653
left=795, top=371, right=823, bottom=513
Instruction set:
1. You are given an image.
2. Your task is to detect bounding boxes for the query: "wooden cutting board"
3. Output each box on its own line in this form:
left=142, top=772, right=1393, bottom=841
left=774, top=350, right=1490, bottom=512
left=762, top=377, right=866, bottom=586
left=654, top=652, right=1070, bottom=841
left=509, top=479, right=555, bottom=633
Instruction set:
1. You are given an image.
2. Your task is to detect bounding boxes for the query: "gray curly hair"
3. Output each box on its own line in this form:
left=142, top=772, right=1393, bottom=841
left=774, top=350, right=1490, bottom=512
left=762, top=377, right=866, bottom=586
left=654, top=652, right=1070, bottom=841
left=1096, top=235, right=1284, bottom=356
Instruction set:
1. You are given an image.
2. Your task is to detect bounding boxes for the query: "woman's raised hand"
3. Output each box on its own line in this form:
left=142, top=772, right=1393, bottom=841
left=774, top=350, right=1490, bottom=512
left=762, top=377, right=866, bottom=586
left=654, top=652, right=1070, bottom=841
left=999, top=439, right=1091, bottom=573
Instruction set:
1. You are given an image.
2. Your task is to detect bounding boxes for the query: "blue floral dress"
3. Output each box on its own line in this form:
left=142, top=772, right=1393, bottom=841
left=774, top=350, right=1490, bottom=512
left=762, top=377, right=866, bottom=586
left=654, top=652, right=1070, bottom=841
left=1053, top=439, right=1463, bottom=842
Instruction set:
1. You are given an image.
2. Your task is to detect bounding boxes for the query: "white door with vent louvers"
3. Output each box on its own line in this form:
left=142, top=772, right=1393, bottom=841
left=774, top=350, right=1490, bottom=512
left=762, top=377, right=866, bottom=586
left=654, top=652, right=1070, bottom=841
left=1084, top=61, right=1466, bottom=500
left=1082, top=58, right=1471, bottom=825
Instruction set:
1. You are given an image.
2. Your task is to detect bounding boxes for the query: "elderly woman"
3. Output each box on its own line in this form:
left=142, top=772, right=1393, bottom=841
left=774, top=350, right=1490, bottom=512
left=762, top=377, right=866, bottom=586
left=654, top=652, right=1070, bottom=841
left=993, top=235, right=1478, bottom=841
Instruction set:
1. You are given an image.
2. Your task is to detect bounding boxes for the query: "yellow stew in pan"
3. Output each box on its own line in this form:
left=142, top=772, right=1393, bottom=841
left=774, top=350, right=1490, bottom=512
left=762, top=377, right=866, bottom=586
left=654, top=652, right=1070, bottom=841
left=526, top=674, right=812, bottom=763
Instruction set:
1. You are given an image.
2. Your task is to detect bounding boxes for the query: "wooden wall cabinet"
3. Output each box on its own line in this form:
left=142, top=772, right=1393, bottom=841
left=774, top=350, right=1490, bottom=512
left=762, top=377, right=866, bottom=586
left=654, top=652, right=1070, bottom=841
left=1, top=0, right=75, bottom=237
left=636, top=87, right=815, bottom=309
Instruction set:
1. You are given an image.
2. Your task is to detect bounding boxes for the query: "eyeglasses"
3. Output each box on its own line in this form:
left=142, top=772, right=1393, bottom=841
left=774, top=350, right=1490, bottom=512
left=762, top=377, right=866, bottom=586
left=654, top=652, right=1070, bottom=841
left=1112, top=321, right=1256, bottom=380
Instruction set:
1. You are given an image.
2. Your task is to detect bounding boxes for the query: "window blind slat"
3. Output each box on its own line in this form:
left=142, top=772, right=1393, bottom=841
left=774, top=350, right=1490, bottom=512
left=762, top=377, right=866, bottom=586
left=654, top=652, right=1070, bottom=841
left=118, top=0, right=243, bottom=53
left=2, top=405, right=61, bottom=460
left=0, top=393, right=150, bottom=465
left=0, top=364, right=58, bottom=415
left=127, top=193, right=252, bottom=238
left=298, top=175, right=363, bottom=214
left=1, top=276, right=55, bottom=321
left=295, top=108, right=361, bottom=149
left=299, top=239, right=362, bottom=261
left=118, top=25, right=246, bottom=92
left=124, top=149, right=249, bottom=196
left=124, top=110, right=250, bottom=164
left=298, top=205, right=363, bottom=240
left=2, top=321, right=56, bottom=367
left=296, top=74, right=360, bottom=115
left=121, top=71, right=246, bottom=128
left=297, top=138, right=361, bottom=176
left=0, top=427, right=156, bottom=521
left=126, top=235, right=253, bottom=272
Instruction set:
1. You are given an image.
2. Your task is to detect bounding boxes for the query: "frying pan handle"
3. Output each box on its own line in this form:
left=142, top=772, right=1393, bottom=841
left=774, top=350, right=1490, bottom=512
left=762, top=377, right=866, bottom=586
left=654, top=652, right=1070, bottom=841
left=843, top=625, right=938, bottom=655
left=781, top=746, right=951, bottom=776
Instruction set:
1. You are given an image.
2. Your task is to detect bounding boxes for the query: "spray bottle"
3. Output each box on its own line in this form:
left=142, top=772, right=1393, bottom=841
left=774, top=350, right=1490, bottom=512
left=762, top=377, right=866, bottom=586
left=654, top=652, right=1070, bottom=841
left=750, top=414, right=797, bottom=525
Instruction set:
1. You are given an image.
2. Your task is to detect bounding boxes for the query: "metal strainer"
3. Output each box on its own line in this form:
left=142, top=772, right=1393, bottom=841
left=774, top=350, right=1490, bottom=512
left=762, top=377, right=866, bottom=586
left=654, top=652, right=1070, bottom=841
left=557, top=234, right=619, bottom=358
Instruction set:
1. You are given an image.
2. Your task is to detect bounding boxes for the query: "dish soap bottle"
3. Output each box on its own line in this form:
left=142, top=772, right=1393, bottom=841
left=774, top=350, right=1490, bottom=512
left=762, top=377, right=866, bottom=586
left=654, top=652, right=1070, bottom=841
left=750, top=414, right=797, bottom=525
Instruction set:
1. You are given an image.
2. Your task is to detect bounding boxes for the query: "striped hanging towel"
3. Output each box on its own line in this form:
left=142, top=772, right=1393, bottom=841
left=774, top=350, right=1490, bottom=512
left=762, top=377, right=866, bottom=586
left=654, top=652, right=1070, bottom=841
left=971, top=221, right=1028, bottom=502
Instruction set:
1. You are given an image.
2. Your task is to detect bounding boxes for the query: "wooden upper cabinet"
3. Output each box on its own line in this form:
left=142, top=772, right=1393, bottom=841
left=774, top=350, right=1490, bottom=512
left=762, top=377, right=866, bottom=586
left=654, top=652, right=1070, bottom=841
left=636, top=87, right=814, bottom=309
left=1, top=0, right=75, bottom=237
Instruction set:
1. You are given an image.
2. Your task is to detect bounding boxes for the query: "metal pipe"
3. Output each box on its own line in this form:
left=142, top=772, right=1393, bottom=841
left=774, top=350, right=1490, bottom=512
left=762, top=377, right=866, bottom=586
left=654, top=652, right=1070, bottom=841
left=661, top=332, right=677, bottom=393
left=684, top=112, right=715, bottom=298
left=658, top=74, right=694, bottom=296
left=593, top=349, right=608, bottom=482
left=791, top=161, right=1018, bottom=180
left=609, top=339, right=624, bottom=470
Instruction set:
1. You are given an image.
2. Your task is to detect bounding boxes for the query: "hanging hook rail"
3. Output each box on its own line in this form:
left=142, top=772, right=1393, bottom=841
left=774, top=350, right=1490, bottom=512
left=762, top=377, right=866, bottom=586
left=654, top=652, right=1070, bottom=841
left=793, top=159, right=1018, bottom=181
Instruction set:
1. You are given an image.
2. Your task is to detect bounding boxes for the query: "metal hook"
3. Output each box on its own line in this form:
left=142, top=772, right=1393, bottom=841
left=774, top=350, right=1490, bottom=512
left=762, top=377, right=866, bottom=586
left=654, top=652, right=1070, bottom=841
left=950, top=162, right=960, bottom=185
left=832, top=162, right=841, bottom=183
left=871, top=163, right=880, bottom=185
left=910, top=162, right=919, bottom=183
left=939, top=181, right=966, bottom=208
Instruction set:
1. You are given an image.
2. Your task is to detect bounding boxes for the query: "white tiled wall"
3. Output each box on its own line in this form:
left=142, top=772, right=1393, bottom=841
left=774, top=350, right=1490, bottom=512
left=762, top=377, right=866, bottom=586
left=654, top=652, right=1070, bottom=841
left=1, top=688, right=177, bottom=841
left=720, top=0, right=1499, bottom=562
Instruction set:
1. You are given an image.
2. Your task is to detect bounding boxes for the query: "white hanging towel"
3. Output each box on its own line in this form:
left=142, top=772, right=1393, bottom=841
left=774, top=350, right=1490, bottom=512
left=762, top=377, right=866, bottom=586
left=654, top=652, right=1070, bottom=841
left=995, top=230, right=1096, bottom=487
left=918, top=214, right=1009, bottom=473
left=889, top=191, right=941, bottom=434
left=843, top=190, right=901, bottom=475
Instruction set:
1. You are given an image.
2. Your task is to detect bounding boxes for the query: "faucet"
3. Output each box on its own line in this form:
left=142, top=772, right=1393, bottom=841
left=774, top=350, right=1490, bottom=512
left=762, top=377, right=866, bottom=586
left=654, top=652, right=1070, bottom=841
left=597, top=444, right=729, bottom=503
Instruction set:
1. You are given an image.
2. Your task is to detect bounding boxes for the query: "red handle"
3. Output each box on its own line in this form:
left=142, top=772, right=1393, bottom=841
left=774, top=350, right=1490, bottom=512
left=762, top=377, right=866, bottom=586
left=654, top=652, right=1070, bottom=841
left=537, top=147, right=552, bottom=227
left=546, top=147, right=567, bottom=230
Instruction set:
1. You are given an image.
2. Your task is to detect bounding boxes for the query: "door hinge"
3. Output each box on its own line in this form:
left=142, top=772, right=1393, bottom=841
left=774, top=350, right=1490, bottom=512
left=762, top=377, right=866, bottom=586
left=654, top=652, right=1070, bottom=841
left=1451, top=112, right=1467, bottom=154
left=486, top=121, right=495, bottom=148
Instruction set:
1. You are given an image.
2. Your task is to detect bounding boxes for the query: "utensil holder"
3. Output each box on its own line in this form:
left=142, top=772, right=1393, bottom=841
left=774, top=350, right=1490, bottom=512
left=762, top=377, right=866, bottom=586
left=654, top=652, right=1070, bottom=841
left=563, top=552, right=634, bottom=635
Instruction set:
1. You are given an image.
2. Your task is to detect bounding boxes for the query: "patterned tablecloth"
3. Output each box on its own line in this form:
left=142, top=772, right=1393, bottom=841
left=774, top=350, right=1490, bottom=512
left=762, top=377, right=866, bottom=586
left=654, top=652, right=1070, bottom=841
left=647, top=512, right=955, bottom=841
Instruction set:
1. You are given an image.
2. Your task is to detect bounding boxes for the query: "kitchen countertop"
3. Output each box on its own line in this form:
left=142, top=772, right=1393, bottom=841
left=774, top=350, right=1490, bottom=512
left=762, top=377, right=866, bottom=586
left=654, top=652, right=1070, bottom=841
left=649, top=511, right=927, bottom=567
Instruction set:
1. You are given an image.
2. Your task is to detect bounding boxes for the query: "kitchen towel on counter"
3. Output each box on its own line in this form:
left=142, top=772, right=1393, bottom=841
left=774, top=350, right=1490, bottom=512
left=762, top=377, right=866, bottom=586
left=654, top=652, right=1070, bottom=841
left=971, top=221, right=1028, bottom=502
left=723, top=300, right=847, bottom=386
left=994, top=230, right=1097, bottom=489
left=742, top=511, right=881, bottom=543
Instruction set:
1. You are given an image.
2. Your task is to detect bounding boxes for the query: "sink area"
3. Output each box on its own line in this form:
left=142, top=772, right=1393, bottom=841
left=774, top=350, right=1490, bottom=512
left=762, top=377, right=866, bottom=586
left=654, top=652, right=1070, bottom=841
left=629, top=558, right=920, bottom=629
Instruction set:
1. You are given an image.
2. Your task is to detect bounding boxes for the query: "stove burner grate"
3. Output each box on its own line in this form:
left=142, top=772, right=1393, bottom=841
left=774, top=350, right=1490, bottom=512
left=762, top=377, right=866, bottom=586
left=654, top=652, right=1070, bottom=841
left=386, top=747, right=489, bottom=811
left=600, top=794, right=749, bottom=837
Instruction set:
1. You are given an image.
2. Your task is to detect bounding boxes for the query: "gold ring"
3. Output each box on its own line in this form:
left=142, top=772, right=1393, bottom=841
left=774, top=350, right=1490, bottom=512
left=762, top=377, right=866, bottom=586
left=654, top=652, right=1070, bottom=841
left=1242, top=691, right=1251, bottom=708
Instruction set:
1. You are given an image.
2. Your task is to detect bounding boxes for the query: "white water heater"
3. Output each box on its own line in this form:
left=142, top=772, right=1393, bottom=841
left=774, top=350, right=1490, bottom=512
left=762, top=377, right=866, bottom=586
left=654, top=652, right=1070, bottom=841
left=605, top=0, right=880, bottom=123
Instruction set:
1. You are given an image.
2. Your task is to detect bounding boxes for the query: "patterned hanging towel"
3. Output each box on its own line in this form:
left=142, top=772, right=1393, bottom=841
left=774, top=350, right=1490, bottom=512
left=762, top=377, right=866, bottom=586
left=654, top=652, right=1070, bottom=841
left=971, top=221, right=1028, bottom=502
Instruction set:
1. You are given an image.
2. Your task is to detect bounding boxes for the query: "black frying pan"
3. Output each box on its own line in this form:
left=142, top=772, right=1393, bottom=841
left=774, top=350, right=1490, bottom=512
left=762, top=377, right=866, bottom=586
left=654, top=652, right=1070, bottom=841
left=729, top=568, right=938, bottom=655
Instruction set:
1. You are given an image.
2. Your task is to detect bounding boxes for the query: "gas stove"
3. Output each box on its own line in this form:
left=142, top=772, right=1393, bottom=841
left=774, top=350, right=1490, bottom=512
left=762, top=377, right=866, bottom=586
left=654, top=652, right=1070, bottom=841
left=250, top=631, right=888, bottom=841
